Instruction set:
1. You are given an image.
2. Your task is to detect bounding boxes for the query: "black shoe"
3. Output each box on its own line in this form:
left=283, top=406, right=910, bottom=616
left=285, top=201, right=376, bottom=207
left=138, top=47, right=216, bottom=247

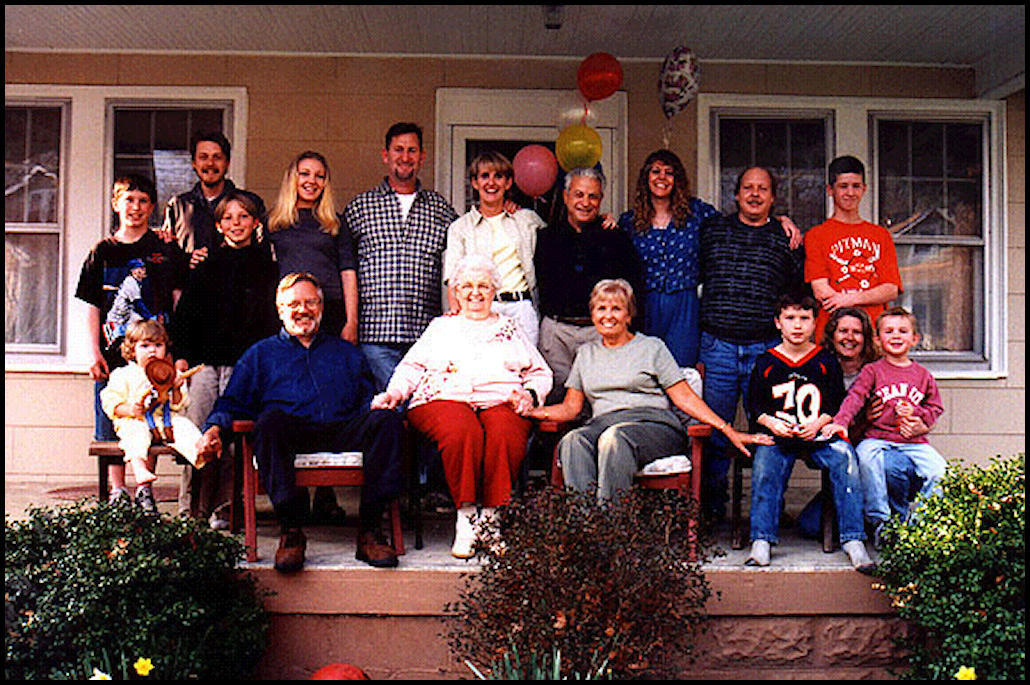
left=134, top=485, right=158, bottom=514
left=310, top=488, right=347, bottom=526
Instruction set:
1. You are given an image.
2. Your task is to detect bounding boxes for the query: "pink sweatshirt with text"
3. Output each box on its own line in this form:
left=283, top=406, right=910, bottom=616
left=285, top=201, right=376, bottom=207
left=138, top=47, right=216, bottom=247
left=833, top=358, right=943, bottom=444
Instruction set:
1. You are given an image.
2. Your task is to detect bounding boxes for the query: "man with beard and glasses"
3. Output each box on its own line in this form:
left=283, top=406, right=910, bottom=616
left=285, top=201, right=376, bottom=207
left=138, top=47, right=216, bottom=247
left=160, top=131, right=267, bottom=260
left=198, top=273, right=405, bottom=572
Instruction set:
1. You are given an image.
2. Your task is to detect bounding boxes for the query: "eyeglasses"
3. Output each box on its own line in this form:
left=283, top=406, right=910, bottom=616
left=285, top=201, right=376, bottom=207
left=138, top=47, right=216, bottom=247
left=281, top=298, right=322, bottom=310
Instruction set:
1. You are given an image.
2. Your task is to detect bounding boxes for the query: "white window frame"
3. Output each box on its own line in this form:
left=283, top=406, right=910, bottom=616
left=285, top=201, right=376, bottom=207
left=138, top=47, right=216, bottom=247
left=435, top=88, right=628, bottom=218
left=4, top=84, right=248, bottom=373
left=697, top=94, right=1007, bottom=380
left=5, top=98, right=69, bottom=355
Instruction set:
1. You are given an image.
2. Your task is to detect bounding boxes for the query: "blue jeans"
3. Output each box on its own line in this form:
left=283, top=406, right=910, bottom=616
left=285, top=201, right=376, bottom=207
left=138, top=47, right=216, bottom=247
left=857, top=438, right=947, bottom=524
left=750, top=439, right=866, bottom=545
left=94, top=379, right=117, bottom=441
left=361, top=343, right=410, bottom=393
left=884, top=450, right=925, bottom=520
left=698, top=331, right=779, bottom=515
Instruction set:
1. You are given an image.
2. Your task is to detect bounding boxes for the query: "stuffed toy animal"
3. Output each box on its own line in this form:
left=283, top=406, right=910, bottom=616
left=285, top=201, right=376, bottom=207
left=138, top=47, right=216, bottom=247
left=143, top=358, right=202, bottom=444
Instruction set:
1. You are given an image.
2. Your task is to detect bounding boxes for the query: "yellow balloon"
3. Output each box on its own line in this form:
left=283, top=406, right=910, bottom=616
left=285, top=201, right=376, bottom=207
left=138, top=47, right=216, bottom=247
left=555, top=124, right=602, bottom=172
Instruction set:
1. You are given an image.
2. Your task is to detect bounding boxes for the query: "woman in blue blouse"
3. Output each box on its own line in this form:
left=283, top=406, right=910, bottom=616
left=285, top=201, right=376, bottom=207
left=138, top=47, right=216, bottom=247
left=618, top=150, right=719, bottom=367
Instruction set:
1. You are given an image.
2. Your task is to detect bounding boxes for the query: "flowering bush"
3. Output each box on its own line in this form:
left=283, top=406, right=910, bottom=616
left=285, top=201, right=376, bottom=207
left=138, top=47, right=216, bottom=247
left=447, top=487, right=714, bottom=679
left=874, top=454, right=1024, bottom=680
left=5, top=499, right=270, bottom=679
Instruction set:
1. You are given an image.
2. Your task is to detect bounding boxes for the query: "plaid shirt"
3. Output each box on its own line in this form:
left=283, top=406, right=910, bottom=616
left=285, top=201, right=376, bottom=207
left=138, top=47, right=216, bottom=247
left=343, top=178, right=459, bottom=345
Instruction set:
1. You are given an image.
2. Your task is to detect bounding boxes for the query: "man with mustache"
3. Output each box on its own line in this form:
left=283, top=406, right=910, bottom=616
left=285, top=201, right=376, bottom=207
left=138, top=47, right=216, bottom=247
left=161, top=131, right=267, bottom=258
left=697, top=166, right=806, bottom=521
left=197, top=273, right=405, bottom=572
left=534, top=166, right=642, bottom=404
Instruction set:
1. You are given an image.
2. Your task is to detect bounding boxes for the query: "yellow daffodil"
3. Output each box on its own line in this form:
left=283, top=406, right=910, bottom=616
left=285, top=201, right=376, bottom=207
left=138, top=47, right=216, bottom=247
left=955, top=665, right=977, bottom=680
left=134, top=657, right=155, bottom=677
left=89, top=667, right=112, bottom=680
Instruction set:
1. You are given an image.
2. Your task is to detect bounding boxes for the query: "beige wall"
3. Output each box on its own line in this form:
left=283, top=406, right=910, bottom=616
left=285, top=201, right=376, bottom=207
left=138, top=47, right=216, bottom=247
left=5, top=51, right=1025, bottom=484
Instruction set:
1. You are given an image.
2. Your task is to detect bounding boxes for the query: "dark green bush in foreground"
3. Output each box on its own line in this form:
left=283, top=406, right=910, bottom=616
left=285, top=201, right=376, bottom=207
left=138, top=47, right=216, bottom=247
left=875, top=454, right=1024, bottom=680
left=5, top=499, right=270, bottom=680
left=447, top=487, right=715, bottom=680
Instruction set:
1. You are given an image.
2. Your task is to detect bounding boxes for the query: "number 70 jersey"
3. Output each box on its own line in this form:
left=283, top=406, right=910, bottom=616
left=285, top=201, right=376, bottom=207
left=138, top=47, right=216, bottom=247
left=746, top=346, right=846, bottom=436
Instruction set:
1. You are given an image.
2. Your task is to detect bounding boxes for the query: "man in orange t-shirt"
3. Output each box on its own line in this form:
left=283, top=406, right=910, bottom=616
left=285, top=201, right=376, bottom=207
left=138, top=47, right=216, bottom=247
left=805, top=156, right=902, bottom=340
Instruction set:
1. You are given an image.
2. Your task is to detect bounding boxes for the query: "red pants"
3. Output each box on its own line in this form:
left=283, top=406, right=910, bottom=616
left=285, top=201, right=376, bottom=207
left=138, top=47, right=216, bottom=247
left=407, top=400, right=532, bottom=508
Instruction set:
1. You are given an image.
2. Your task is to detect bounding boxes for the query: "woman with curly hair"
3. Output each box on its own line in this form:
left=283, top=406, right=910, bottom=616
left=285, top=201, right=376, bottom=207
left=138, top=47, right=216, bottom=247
left=616, top=150, right=721, bottom=367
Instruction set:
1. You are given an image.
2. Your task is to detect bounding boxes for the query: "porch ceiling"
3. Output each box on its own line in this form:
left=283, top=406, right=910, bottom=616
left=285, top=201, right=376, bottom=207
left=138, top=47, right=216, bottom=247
left=4, top=5, right=1025, bottom=98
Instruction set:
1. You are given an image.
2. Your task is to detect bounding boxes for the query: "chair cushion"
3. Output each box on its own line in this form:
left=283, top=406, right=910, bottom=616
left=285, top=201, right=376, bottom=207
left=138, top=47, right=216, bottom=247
left=682, top=366, right=703, bottom=396
left=637, top=454, right=691, bottom=476
left=293, top=451, right=363, bottom=468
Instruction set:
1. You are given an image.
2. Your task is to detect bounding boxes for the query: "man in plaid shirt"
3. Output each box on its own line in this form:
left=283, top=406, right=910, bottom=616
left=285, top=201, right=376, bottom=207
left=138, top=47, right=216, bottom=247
left=343, top=123, right=460, bottom=390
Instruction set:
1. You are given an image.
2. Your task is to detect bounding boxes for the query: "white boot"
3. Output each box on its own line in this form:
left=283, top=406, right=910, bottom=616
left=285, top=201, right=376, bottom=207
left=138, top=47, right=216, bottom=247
left=451, top=506, right=477, bottom=559
left=843, top=540, right=876, bottom=574
left=745, top=539, right=771, bottom=567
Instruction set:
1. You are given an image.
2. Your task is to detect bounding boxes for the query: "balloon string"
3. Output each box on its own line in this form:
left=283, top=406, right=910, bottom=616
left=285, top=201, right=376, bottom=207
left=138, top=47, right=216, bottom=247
left=581, top=103, right=589, bottom=126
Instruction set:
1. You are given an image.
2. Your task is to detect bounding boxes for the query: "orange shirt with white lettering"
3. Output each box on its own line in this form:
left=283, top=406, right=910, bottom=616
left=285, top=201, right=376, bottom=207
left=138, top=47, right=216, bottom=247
left=804, top=218, right=903, bottom=338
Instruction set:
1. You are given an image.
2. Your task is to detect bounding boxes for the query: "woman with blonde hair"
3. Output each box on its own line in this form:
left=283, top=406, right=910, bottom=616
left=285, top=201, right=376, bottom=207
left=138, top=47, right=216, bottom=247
left=526, top=278, right=770, bottom=502
left=267, top=151, right=357, bottom=342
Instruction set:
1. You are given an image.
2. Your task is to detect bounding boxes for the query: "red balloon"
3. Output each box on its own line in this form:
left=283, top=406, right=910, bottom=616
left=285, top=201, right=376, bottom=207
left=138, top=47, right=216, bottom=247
left=513, top=144, right=559, bottom=198
left=311, top=663, right=370, bottom=680
left=577, top=52, right=623, bottom=102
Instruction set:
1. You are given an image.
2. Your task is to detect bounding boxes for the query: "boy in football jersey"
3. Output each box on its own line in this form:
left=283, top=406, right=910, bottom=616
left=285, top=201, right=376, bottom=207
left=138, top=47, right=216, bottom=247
left=744, top=292, right=874, bottom=572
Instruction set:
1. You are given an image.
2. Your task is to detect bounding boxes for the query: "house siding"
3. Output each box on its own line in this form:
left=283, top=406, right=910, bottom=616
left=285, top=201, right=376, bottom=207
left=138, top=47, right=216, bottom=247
left=4, top=51, right=1024, bottom=483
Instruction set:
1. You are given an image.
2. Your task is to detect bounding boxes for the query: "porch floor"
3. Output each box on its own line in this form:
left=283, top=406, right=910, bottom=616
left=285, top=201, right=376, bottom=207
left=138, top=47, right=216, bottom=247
left=5, top=477, right=867, bottom=573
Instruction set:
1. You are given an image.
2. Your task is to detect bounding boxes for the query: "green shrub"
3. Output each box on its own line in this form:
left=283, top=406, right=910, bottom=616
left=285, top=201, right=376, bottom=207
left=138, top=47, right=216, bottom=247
left=5, top=499, right=270, bottom=680
left=446, top=486, right=715, bottom=680
left=874, top=454, right=1024, bottom=680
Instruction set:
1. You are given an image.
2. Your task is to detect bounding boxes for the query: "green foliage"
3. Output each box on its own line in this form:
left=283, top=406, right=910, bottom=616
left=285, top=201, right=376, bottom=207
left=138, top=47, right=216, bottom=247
left=5, top=499, right=270, bottom=680
left=875, top=454, right=1025, bottom=680
left=466, top=644, right=612, bottom=680
left=447, top=487, right=715, bottom=680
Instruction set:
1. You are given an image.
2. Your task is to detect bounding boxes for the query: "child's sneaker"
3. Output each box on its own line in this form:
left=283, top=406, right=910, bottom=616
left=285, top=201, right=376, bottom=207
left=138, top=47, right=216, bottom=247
left=108, top=487, right=130, bottom=505
left=135, top=485, right=158, bottom=514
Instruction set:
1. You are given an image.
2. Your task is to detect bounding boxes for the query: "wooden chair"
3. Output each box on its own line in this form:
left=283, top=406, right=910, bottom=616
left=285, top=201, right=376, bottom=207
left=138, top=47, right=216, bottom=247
left=232, top=420, right=405, bottom=563
left=544, top=421, right=709, bottom=502
left=90, top=441, right=197, bottom=510
left=730, top=451, right=838, bottom=553
left=539, top=365, right=712, bottom=558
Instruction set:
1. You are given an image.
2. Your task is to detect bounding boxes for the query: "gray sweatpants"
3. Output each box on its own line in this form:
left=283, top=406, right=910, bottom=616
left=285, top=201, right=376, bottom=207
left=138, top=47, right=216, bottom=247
left=559, top=407, right=687, bottom=501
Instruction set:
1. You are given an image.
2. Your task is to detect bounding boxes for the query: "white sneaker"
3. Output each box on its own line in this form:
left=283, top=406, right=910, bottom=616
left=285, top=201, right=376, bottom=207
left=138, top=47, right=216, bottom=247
left=843, top=540, right=876, bottom=575
left=745, top=539, right=771, bottom=567
left=451, top=506, right=477, bottom=559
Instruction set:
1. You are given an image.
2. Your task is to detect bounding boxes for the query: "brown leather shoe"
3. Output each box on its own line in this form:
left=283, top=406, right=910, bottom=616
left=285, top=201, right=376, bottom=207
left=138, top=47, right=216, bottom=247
left=274, top=529, right=306, bottom=573
left=356, top=531, right=398, bottom=568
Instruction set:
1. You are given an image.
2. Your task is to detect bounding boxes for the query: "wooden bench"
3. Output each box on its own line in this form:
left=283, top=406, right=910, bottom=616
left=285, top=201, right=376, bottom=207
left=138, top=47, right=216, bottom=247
left=89, top=441, right=194, bottom=504
left=232, top=420, right=405, bottom=563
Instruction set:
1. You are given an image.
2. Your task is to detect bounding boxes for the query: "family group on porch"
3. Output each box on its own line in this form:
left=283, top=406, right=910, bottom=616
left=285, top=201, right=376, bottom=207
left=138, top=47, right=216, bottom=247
left=77, top=123, right=947, bottom=575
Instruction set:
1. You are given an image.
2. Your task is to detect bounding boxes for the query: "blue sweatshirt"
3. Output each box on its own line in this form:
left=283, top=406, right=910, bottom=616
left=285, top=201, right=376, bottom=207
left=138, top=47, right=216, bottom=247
left=203, top=329, right=373, bottom=432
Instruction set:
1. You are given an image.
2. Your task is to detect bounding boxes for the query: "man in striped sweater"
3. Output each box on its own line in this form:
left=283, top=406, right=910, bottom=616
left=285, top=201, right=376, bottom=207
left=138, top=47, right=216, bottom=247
left=697, top=166, right=806, bottom=520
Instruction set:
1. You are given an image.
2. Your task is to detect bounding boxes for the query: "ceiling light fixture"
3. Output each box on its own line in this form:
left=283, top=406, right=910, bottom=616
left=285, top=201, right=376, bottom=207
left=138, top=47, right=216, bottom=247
left=543, top=5, right=564, bottom=31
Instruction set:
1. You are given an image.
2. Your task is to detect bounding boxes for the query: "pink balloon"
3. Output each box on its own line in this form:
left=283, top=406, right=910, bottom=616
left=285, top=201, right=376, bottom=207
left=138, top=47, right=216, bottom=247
left=513, top=145, right=559, bottom=198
